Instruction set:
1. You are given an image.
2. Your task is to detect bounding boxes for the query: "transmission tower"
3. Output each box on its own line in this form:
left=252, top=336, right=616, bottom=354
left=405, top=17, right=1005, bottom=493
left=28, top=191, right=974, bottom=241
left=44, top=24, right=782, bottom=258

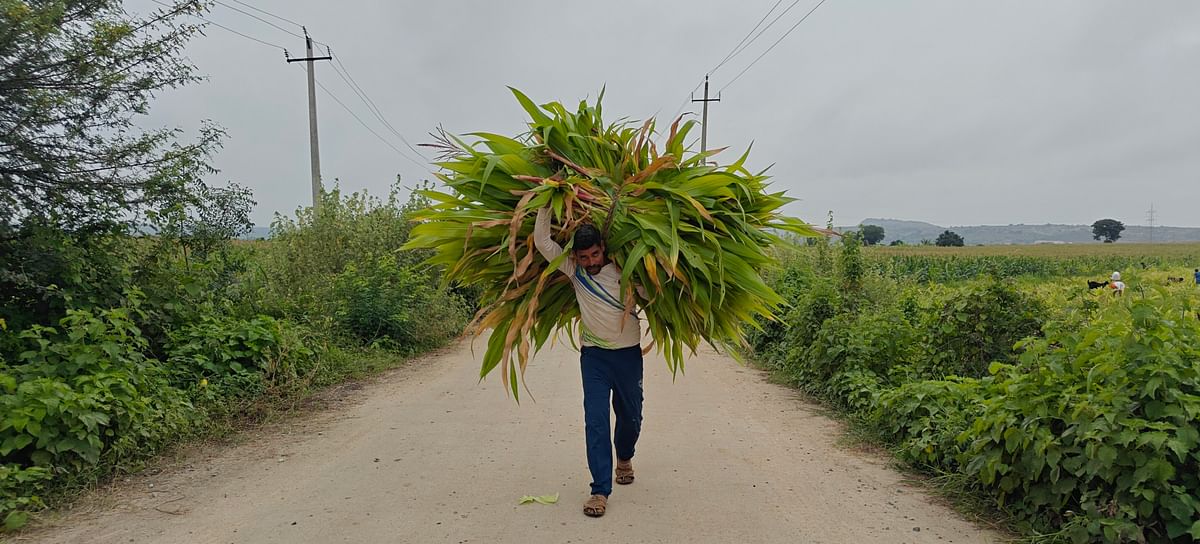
left=1146, top=203, right=1157, bottom=242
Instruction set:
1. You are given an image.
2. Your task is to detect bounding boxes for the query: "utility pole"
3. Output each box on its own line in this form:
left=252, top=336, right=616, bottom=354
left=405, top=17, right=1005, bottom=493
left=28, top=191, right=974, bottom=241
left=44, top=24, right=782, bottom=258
left=1146, top=203, right=1157, bottom=242
left=285, top=28, right=331, bottom=210
left=690, top=74, right=721, bottom=158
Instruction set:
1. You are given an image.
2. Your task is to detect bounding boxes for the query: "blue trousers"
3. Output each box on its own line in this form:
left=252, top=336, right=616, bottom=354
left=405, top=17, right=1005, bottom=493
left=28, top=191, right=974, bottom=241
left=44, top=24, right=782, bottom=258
left=580, top=345, right=644, bottom=497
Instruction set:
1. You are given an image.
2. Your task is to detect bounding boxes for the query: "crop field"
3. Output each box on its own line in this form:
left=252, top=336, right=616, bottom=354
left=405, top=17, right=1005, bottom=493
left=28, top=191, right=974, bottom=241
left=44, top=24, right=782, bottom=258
left=872, top=242, right=1200, bottom=259
left=857, top=243, right=1200, bottom=283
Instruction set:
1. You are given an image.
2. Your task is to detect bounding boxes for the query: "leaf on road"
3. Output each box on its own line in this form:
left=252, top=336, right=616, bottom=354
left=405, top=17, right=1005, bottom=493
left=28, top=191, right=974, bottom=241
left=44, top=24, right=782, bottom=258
left=518, top=493, right=560, bottom=505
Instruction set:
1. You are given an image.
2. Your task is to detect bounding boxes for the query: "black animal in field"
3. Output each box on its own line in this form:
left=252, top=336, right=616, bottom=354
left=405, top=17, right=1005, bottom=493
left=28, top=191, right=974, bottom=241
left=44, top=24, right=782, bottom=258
left=1087, top=280, right=1109, bottom=290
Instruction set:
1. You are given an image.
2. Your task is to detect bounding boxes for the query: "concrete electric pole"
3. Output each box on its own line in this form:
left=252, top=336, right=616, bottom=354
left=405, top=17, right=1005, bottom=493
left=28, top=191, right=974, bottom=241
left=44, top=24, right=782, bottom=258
left=691, top=74, right=721, bottom=158
left=285, top=28, right=331, bottom=210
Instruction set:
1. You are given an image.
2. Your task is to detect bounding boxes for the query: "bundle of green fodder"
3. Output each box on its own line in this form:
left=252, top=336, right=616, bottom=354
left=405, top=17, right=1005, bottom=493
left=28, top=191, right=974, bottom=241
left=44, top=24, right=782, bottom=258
left=404, top=88, right=818, bottom=399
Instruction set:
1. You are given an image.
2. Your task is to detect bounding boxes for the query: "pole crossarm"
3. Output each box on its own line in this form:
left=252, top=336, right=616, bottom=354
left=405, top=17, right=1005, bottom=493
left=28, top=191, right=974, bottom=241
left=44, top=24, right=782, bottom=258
left=690, top=75, right=721, bottom=157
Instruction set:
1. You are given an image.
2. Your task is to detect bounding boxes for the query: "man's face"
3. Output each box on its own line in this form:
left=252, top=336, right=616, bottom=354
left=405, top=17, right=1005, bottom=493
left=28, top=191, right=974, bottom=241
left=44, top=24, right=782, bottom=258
left=574, top=244, right=606, bottom=275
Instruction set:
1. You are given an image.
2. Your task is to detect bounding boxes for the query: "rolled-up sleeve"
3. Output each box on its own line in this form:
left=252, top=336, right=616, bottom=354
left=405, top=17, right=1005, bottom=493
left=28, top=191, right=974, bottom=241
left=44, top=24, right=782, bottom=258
left=534, top=207, right=574, bottom=275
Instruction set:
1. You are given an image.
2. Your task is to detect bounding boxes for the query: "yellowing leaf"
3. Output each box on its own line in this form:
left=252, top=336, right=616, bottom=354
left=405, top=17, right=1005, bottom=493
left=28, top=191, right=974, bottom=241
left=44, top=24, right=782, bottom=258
left=518, top=493, right=560, bottom=505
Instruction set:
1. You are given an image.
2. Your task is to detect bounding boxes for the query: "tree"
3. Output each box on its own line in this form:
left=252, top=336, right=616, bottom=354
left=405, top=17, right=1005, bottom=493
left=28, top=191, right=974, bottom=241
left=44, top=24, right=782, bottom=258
left=1092, top=219, right=1125, bottom=243
left=860, top=224, right=885, bottom=246
left=888, top=239, right=905, bottom=246
left=1, top=0, right=221, bottom=232
left=936, top=230, right=964, bottom=247
left=150, top=181, right=255, bottom=260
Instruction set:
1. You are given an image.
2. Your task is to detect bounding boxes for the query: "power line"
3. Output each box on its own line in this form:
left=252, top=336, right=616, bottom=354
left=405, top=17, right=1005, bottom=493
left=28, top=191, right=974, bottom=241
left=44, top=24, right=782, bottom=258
left=326, top=58, right=416, bottom=154
left=710, top=0, right=784, bottom=75
left=718, top=0, right=829, bottom=93
left=196, top=1, right=427, bottom=169
left=212, top=0, right=304, bottom=40
left=201, top=17, right=287, bottom=50
left=299, top=66, right=432, bottom=174
left=208, top=1, right=424, bottom=162
left=219, top=0, right=331, bottom=48
left=151, top=0, right=286, bottom=50
left=165, top=0, right=431, bottom=176
left=717, top=0, right=809, bottom=76
left=659, top=77, right=705, bottom=125
left=326, top=50, right=429, bottom=160
left=657, top=0, right=794, bottom=125
left=226, top=0, right=303, bottom=29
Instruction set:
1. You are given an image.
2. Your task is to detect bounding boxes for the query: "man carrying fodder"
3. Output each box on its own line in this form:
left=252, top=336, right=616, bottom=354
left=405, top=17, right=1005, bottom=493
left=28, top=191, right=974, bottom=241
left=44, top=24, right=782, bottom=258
left=403, top=88, right=821, bottom=519
left=533, top=206, right=650, bottom=517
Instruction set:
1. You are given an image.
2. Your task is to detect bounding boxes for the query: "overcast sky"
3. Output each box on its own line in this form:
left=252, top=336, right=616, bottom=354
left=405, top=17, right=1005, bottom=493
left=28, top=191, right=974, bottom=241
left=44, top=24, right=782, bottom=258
left=129, top=0, right=1200, bottom=228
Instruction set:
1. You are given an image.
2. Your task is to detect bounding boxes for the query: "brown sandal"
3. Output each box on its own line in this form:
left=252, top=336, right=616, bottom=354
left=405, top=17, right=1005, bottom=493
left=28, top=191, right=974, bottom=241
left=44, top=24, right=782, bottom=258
left=615, top=459, right=634, bottom=485
left=583, top=494, right=607, bottom=517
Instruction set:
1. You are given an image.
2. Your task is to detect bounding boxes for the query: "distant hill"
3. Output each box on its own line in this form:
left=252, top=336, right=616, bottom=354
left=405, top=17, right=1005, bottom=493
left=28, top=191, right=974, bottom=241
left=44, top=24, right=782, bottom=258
left=243, top=225, right=272, bottom=240
left=847, top=219, right=1200, bottom=245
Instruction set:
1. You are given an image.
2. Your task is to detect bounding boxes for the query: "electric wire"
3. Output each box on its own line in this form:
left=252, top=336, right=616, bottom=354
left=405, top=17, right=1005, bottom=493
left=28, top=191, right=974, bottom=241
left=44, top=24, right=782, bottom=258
left=151, top=0, right=287, bottom=50
left=710, top=0, right=784, bottom=75
left=212, top=0, right=305, bottom=40
left=718, top=0, right=829, bottom=93
left=298, top=66, right=433, bottom=173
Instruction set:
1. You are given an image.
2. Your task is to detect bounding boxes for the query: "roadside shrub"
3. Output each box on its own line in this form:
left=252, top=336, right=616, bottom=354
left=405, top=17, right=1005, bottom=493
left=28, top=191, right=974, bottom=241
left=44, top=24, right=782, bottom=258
left=165, top=314, right=316, bottom=388
left=0, top=465, right=51, bottom=531
left=748, top=263, right=815, bottom=355
left=872, top=377, right=983, bottom=470
left=0, top=225, right=137, bottom=357
left=787, top=307, right=919, bottom=409
left=0, top=307, right=194, bottom=470
left=333, top=254, right=467, bottom=350
left=261, top=183, right=431, bottom=321
left=134, top=247, right=261, bottom=357
left=837, top=231, right=864, bottom=294
left=919, top=280, right=1045, bottom=378
left=960, top=296, right=1200, bottom=543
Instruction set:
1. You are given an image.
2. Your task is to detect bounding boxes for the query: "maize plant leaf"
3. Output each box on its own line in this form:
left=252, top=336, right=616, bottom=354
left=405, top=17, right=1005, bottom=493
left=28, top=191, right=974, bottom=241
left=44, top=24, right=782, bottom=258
left=402, top=88, right=822, bottom=401
left=518, top=493, right=560, bottom=505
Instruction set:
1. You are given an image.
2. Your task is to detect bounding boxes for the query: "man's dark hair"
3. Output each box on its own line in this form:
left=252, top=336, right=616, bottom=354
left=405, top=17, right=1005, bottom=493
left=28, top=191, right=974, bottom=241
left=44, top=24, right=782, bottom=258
left=573, top=223, right=604, bottom=251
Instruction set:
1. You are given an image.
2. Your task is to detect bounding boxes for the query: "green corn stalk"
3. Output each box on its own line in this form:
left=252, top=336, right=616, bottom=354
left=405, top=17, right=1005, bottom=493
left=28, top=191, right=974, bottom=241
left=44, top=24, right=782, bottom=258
left=403, top=88, right=820, bottom=400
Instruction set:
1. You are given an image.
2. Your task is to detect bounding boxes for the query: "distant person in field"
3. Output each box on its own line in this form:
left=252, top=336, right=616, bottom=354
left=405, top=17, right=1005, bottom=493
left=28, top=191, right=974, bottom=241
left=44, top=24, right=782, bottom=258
left=1110, top=271, right=1126, bottom=296
left=533, top=206, right=649, bottom=518
left=1195, top=268, right=1199, bottom=286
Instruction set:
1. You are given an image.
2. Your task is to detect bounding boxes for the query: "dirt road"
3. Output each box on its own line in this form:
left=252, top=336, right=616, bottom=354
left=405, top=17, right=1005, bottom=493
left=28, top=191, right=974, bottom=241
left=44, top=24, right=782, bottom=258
left=18, top=333, right=1004, bottom=544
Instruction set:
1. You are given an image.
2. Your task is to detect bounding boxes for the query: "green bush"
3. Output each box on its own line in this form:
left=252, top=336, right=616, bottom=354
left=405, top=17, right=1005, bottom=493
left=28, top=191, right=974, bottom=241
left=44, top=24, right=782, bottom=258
left=747, top=261, right=815, bottom=356
left=0, top=308, right=194, bottom=470
left=0, top=465, right=51, bottom=531
left=166, top=314, right=317, bottom=387
left=763, top=278, right=841, bottom=370
left=334, top=255, right=467, bottom=350
left=0, top=304, right=336, bottom=530
left=753, top=252, right=1200, bottom=542
left=0, top=225, right=138, bottom=357
left=872, top=378, right=982, bottom=470
left=134, top=243, right=260, bottom=349
left=261, top=183, right=433, bottom=321
left=837, top=231, right=864, bottom=294
left=919, top=281, right=1045, bottom=378
left=784, top=307, right=919, bottom=410
left=960, top=296, right=1200, bottom=543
